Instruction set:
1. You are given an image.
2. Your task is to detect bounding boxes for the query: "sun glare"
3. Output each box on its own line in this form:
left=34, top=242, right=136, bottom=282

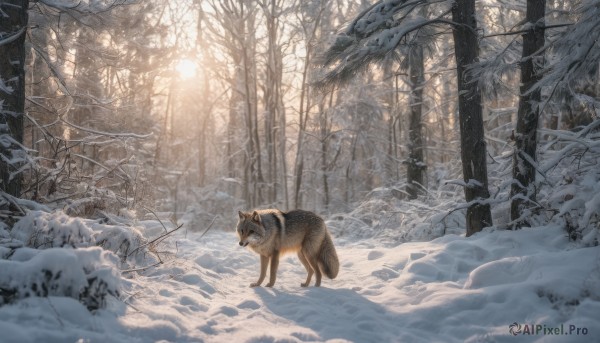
left=175, top=59, right=198, bottom=79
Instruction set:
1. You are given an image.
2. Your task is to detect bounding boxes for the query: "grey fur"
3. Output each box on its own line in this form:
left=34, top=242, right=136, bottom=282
left=237, top=209, right=339, bottom=287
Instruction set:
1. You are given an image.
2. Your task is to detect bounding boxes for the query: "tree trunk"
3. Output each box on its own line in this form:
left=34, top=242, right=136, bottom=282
left=197, top=6, right=209, bottom=187
left=279, top=105, right=288, bottom=209
left=0, top=0, right=29, bottom=198
left=293, top=2, right=325, bottom=209
left=510, top=0, right=546, bottom=227
left=239, top=1, right=259, bottom=207
left=263, top=0, right=283, bottom=205
left=319, top=91, right=334, bottom=211
left=451, top=0, right=493, bottom=236
left=406, top=45, right=425, bottom=199
left=293, top=49, right=311, bottom=209
left=383, top=58, right=397, bottom=185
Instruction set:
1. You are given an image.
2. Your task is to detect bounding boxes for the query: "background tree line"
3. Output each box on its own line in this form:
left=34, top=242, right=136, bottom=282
left=1, top=0, right=599, bottom=238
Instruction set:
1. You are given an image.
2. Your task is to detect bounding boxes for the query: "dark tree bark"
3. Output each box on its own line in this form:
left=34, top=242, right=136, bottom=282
left=451, top=0, right=493, bottom=236
left=0, top=0, right=29, bottom=197
left=293, top=42, right=311, bottom=209
left=241, top=2, right=263, bottom=207
left=319, top=101, right=330, bottom=211
left=510, top=0, right=546, bottom=227
left=319, top=90, right=335, bottom=211
left=406, top=45, right=425, bottom=199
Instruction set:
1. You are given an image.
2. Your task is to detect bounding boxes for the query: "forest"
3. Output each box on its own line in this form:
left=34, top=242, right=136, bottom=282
left=0, top=0, right=599, bottom=342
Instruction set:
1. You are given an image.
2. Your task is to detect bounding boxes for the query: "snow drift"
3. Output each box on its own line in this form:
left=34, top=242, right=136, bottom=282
left=2, top=220, right=598, bottom=342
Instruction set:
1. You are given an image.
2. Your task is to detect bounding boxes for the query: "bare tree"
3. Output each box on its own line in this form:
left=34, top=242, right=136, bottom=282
left=293, top=0, right=328, bottom=209
left=206, top=0, right=263, bottom=207
left=259, top=0, right=287, bottom=207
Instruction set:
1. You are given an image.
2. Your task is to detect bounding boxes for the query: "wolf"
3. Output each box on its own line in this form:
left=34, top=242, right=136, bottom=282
left=236, top=209, right=339, bottom=287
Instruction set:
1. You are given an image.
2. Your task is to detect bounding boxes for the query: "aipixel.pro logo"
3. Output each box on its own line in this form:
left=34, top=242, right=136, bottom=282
left=508, top=322, right=588, bottom=336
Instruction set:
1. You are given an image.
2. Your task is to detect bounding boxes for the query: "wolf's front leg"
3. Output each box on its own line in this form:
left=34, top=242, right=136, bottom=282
left=251, top=255, right=269, bottom=287
left=265, top=251, right=280, bottom=287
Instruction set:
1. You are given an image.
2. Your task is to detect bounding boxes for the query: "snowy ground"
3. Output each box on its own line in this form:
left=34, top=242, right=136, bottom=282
left=1, top=219, right=599, bottom=342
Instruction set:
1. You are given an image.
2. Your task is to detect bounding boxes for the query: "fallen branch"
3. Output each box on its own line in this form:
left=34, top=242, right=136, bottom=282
left=197, top=216, right=217, bottom=240
left=121, top=261, right=163, bottom=274
left=140, top=205, right=169, bottom=234
left=127, top=223, right=183, bottom=258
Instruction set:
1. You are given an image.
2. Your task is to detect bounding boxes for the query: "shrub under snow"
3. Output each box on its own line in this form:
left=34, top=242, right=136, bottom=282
left=11, top=211, right=95, bottom=249
left=0, top=246, right=120, bottom=311
left=0, top=210, right=150, bottom=311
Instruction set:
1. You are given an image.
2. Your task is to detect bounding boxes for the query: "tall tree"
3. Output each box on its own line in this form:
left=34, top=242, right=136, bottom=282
left=206, top=0, right=262, bottom=207
left=510, top=0, right=546, bottom=227
left=292, top=0, right=328, bottom=209
left=406, top=44, right=425, bottom=199
left=451, top=0, right=493, bottom=235
left=319, top=0, right=493, bottom=235
left=259, top=0, right=287, bottom=207
left=0, top=0, right=29, bottom=198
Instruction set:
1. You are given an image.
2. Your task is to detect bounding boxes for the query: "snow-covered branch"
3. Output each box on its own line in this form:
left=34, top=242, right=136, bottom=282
left=60, top=118, right=152, bottom=139
left=318, top=0, right=452, bottom=87
left=531, top=0, right=600, bottom=104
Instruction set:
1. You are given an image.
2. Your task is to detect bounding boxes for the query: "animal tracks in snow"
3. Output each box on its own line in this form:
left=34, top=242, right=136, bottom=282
left=237, top=300, right=260, bottom=310
left=367, top=250, right=384, bottom=260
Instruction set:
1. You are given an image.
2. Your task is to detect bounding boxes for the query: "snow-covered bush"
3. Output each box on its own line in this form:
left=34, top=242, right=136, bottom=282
left=177, top=181, right=244, bottom=232
left=0, top=209, right=157, bottom=312
left=11, top=210, right=95, bottom=248
left=9, top=210, right=149, bottom=263
left=538, top=122, right=600, bottom=246
left=0, top=246, right=120, bottom=311
left=94, top=224, right=146, bottom=264
left=326, top=183, right=466, bottom=245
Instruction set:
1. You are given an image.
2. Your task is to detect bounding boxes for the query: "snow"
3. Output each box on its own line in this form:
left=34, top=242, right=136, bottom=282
left=0, top=77, right=13, bottom=94
left=11, top=210, right=96, bottom=248
left=1, top=216, right=598, bottom=342
left=0, top=245, right=120, bottom=312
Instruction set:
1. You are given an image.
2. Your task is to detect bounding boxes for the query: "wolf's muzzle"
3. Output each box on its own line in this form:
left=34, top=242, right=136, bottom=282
left=239, top=241, right=249, bottom=247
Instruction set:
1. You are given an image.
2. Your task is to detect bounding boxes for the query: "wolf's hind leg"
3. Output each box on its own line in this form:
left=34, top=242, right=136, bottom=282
left=304, top=250, right=322, bottom=287
left=298, top=251, right=313, bottom=287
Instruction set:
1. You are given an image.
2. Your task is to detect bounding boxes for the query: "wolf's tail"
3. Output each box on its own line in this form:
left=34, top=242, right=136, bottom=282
left=319, top=231, right=339, bottom=279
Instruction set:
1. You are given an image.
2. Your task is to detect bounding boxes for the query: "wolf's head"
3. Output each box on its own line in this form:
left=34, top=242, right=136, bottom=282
left=236, top=211, right=265, bottom=247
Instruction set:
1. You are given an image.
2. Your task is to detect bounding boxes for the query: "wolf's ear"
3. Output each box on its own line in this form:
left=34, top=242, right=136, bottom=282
left=251, top=211, right=261, bottom=224
left=238, top=211, right=245, bottom=220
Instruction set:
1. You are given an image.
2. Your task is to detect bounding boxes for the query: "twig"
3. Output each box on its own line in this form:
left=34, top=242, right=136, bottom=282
left=46, top=297, right=65, bottom=328
left=0, top=26, right=26, bottom=46
left=198, top=216, right=217, bottom=240
left=121, top=299, right=142, bottom=313
left=0, top=193, right=26, bottom=216
left=60, top=117, right=152, bottom=139
left=121, top=261, right=163, bottom=274
left=151, top=223, right=184, bottom=248
left=140, top=205, right=169, bottom=234
left=127, top=223, right=184, bottom=258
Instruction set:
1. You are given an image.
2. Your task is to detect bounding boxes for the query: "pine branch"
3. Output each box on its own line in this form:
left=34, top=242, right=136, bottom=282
left=481, top=23, right=573, bottom=39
